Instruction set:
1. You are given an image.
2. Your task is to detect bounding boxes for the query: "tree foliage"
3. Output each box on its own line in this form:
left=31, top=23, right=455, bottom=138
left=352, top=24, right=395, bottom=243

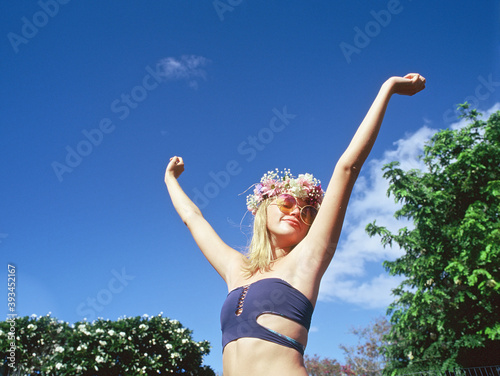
left=367, top=105, right=500, bottom=374
left=304, top=354, right=355, bottom=376
left=0, top=314, right=214, bottom=375
left=340, top=316, right=390, bottom=376
left=305, top=317, right=390, bottom=376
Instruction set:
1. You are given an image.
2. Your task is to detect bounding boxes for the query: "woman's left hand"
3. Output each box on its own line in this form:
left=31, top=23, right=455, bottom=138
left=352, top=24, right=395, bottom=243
left=387, top=73, right=426, bottom=96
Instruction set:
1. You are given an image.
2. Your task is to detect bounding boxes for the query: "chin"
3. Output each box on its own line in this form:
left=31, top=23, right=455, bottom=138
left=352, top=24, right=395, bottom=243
left=286, top=230, right=307, bottom=245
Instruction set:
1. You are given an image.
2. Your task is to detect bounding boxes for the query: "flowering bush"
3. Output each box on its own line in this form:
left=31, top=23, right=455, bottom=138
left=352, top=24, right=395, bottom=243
left=0, top=314, right=214, bottom=375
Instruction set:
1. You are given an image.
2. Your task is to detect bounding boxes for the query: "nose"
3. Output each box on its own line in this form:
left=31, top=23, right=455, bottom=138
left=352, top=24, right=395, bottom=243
left=289, top=205, right=301, bottom=218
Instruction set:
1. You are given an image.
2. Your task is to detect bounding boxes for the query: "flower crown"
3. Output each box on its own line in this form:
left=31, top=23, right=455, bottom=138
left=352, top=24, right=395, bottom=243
left=246, top=169, right=324, bottom=215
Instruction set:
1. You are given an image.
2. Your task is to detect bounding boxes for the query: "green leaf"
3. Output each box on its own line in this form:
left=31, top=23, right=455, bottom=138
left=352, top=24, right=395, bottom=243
left=369, top=108, right=500, bottom=374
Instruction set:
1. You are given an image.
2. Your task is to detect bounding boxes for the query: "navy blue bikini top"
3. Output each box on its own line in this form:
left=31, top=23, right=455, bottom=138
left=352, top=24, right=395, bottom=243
left=220, top=278, right=314, bottom=355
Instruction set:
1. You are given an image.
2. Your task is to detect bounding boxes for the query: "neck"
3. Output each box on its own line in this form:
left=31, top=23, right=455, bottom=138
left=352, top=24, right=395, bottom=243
left=269, top=237, right=293, bottom=260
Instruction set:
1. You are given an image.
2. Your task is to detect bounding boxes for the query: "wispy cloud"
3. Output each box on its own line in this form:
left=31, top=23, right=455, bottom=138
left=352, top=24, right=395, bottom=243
left=309, top=326, right=319, bottom=333
left=158, top=55, right=210, bottom=89
left=319, top=126, right=433, bottom=309
left=449, top=102, right=500, bottom=130
left=319, top=103, right=500, bottom=309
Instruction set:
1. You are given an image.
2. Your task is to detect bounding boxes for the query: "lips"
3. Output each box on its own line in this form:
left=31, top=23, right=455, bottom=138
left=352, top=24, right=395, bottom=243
left=282, top=218, right=300, bottom=227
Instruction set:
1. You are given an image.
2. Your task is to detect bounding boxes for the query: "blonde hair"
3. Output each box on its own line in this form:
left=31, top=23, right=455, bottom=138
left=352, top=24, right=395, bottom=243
left=242, top=199, right=274, bottom=277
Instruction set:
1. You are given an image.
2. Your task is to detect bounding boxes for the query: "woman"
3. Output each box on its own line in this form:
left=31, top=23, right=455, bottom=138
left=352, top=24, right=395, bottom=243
left=165, top=73, right=426, bottom=375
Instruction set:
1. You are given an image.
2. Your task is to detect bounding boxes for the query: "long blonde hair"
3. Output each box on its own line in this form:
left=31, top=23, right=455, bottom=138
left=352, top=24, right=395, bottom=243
left=242, top=199, right=274, bottom=277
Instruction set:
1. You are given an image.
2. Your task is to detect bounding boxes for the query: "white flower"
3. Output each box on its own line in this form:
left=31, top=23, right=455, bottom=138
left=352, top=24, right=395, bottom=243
left=408, top=351, right=414, bottom=360
left=56, top=363, right=63, bottom=370
left=27, top=324, right=35, bottom=330
left=78, top=324, right=91, bottom=335
left=119, top=331, right=126, bottom=337
left=99, top=340, right=107, bottom=346
left=55, top=346, right=64, bottom=353
left=96, top=328, right=104, bottom=334
left=95, top=355, right=105, bottom=363
left=165, top=343, right=173, bottom=350
left=108, top=329, right=115, bottom=336
left=182, top=339, right=188, bottom=344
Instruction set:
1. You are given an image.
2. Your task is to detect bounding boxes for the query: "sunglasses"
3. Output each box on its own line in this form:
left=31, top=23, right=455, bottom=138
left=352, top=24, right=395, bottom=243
left=272, top=194, right=318, bottom=226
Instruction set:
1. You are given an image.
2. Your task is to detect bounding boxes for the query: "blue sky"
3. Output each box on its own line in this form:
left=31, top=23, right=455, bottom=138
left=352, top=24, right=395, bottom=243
left=1, top=1, right=499, bottom=373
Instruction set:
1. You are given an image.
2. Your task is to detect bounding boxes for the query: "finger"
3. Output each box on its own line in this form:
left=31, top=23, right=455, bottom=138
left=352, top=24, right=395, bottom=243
left=168, top=156, right=179, bottom=167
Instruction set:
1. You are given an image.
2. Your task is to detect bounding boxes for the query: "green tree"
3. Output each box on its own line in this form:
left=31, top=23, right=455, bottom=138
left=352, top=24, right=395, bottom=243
left=367, top=105, right=500, bottom=374
left=339, top=316, right=390, bottom=376
left=0, top=314, right=214, bottom=375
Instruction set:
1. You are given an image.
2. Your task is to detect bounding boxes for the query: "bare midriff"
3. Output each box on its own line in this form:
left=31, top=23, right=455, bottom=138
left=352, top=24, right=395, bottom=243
left=223, top=337, right=309, bottom=376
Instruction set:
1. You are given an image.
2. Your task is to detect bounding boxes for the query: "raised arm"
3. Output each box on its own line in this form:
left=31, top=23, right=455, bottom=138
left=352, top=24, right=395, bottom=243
left=298, top=74, right=426, bottom=277
left=165, top=156, right=242, bottom=282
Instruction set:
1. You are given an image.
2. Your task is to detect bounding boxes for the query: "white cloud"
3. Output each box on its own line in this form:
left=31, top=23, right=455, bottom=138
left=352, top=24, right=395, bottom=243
left=319, top=126, right=435, bottom=309
left=319, top=102, right=500, bottom=309
left=309, top=326, right=319, bottom=333
left=450, top=102, right=500, bottom=130
left=157, top=55, right=210, bottom=88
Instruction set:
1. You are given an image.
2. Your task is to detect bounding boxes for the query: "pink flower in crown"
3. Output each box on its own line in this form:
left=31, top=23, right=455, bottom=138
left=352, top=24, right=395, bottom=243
left=245, top=169, right=324, bottom=214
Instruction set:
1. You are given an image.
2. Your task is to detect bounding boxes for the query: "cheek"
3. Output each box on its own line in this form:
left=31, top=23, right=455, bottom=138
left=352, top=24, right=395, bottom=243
left=266, top=206, right=280, bottom=224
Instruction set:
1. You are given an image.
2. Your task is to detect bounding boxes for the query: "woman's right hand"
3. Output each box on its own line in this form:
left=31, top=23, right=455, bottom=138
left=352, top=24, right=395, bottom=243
left=165, top=156, right=185, bottom=181
left=387, top=73, right=426, bottom=96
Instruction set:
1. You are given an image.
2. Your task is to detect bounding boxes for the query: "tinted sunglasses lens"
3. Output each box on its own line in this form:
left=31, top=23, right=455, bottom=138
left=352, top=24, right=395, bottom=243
left=301, top=206, right=318, bottom=225
left=276, top=194, right=296, bottom=214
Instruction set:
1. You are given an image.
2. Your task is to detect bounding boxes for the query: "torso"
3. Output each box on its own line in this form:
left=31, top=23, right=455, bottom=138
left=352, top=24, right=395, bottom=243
left=222, top=251, right=319, bottom=376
